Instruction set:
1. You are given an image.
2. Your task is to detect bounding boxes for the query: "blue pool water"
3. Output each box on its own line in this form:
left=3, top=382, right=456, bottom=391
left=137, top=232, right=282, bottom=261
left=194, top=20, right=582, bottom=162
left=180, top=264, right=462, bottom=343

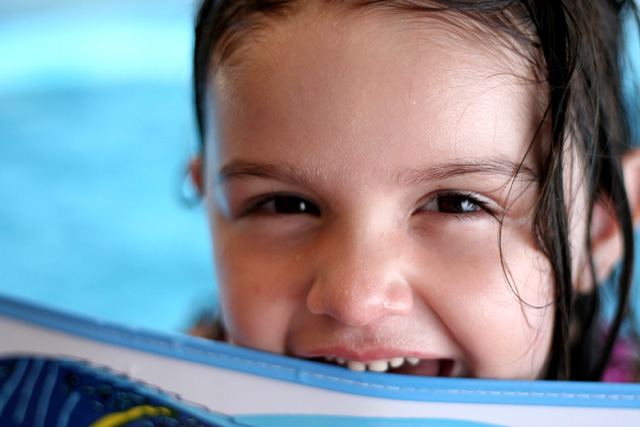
left=0, top=0, right=216, bottom=331
left=0, top=0, right=638, bottom=334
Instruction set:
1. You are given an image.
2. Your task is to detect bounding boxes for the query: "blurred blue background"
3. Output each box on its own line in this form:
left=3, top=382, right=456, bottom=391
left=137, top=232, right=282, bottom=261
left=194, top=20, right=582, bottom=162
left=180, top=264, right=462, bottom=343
left=0, top=0, right=638, bottom=334
left=0, top=0, right=216, bottom=332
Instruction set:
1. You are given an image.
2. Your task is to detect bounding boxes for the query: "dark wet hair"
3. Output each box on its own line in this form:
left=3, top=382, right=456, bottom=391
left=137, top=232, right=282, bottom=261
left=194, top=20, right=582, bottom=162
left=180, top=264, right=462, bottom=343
left=193, top=0, right=639, bottom=381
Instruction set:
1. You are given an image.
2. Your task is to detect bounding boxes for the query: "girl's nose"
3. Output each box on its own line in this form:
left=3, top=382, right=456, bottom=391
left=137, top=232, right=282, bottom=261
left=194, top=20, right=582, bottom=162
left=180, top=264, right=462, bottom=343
left=306, top=228, right=414, bottom=326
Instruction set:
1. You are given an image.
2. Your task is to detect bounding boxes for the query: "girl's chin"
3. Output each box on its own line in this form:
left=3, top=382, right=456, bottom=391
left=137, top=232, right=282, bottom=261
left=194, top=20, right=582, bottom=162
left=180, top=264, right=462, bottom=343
left=310, top=356, right=459, bottom=377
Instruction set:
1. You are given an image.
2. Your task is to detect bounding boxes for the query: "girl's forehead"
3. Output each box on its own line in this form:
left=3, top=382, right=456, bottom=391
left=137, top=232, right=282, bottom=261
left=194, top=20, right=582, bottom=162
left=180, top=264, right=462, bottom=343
left=215, top=4, right=544, bottom=110
left=209, top=5, right=546, bottom=173
left=218, top=3, right=540, bottom=82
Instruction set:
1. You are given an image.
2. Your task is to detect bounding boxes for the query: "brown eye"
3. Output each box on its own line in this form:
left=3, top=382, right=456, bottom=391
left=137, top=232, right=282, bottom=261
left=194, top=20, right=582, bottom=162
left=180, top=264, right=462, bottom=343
left=436, top=195, right=480, bottom=214
left=257, top=195, right=321, bottom=216
left=420, top=192, right=484, bottom=214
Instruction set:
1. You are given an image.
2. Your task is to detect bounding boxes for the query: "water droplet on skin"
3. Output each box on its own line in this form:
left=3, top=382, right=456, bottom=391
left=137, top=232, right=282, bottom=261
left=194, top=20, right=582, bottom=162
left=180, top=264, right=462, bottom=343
left=481, top=303, right=489, bottom=319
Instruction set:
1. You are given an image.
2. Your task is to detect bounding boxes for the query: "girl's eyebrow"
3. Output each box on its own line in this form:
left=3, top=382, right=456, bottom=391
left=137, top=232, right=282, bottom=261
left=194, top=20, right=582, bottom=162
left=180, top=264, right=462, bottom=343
left=218, top=158, right=538, bottom=186
left=218, top=161, right=310, bottom=185
left=397, top=158, right=538, bottom=186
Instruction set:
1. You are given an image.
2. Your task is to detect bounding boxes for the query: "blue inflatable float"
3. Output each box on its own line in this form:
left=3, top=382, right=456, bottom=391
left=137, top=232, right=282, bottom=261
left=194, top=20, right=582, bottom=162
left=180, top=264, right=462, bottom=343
left=1, top=294, right=639, bottom=426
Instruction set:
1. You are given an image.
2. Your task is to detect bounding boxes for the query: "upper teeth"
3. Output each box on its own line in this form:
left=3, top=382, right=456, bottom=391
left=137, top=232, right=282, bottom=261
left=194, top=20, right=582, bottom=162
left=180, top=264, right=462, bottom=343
left=324, top=356, right=419, bottom=372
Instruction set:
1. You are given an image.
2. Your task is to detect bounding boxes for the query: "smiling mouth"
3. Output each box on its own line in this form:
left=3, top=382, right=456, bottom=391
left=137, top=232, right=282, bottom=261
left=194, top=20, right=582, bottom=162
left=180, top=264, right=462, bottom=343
left=314, top=356, right=455, bottom=377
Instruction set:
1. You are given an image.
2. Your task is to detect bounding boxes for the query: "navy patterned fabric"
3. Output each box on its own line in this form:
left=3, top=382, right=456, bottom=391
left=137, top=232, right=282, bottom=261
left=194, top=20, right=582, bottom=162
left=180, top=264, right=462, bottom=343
left=0, top=357, right=242, bottom=427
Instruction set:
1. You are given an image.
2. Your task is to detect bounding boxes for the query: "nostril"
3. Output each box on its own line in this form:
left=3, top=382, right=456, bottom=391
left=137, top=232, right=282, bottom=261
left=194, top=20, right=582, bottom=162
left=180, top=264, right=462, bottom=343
left=306, top=287, right=325, bottom=316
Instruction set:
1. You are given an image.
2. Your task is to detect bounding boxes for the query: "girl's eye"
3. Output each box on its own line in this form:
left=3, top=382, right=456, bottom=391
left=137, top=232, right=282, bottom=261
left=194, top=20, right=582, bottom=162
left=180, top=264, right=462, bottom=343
left=249, top=195, right=320, bottom=216
left=419, top=192, right=486, bottom=215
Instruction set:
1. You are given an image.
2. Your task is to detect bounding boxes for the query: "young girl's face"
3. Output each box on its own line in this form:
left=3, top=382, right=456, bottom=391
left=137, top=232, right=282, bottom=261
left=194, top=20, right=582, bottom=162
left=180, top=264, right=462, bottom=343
left=203, top=6, right=564, bottom=379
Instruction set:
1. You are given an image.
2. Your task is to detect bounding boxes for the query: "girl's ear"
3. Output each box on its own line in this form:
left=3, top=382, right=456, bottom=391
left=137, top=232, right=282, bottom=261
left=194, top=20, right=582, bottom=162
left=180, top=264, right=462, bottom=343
left=189, top=156, right=204, bottom=195
left=590, top=149, right=640, bottom=283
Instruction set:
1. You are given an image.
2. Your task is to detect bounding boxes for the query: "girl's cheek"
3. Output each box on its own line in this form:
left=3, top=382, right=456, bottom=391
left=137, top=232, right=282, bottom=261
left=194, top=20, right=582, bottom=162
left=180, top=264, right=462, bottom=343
left=416, top=214, right=553, bottom=304
left=213, top=217, right=311, bottom=352
left=411, top=220, right=554, bottom=377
